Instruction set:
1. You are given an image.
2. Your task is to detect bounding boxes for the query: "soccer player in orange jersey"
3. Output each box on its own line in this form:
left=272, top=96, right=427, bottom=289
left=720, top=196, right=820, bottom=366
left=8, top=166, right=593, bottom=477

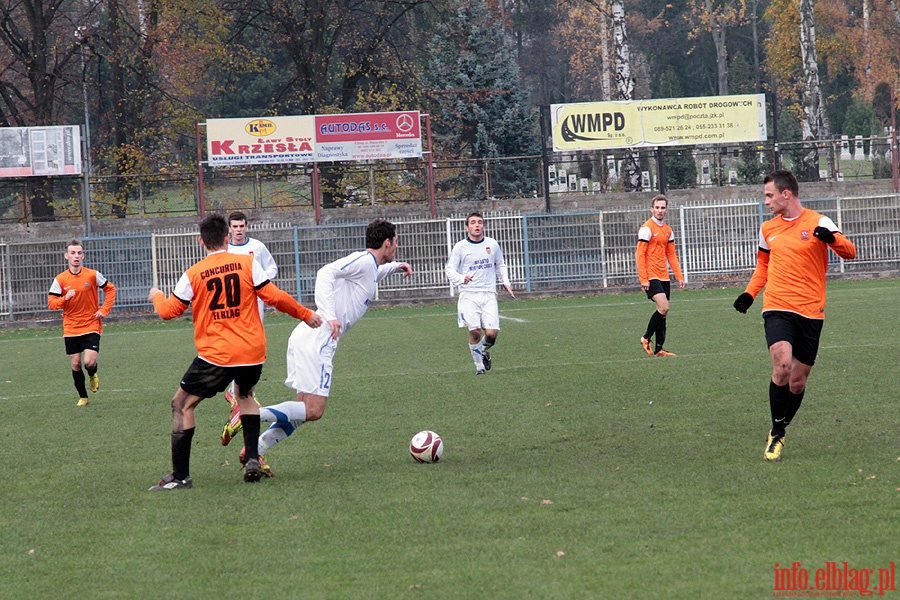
left=147, top=213, right=322, bottom=490
left=733, top=170, right=856, bottom=461
left=636, top=195, right=684, bottom=357
left=48, top=240, right=117, bottom=406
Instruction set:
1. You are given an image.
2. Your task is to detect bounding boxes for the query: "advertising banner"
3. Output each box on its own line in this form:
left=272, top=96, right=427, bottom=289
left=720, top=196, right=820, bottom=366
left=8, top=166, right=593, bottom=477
left=0, top=126, right=82, bottom=177
left=206, top=111, right=421, bottom=167
left=314, top=111, right=421, bottom=161
left=206, top=116, right=316, bottom=166
left=550, top=94, right=766, bottom=151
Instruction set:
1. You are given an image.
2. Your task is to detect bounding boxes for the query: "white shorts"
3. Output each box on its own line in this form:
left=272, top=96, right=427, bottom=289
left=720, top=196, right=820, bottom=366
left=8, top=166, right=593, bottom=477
left=284, top=321, right=338, bottom=397
left=457, top=291, right=500, bottom=330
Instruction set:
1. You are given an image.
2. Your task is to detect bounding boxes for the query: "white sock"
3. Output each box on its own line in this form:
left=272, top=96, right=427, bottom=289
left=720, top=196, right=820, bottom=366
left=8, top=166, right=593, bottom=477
left=258, top=402, right=307, bottom=455
left=481, top=335, right=494, bottom=351
left=469, top=340, right=484, bottom=369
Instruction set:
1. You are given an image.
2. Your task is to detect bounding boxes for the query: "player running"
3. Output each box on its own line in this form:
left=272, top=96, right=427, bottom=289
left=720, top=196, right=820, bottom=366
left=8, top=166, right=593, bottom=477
left=733, top=170, right=856, bottom=461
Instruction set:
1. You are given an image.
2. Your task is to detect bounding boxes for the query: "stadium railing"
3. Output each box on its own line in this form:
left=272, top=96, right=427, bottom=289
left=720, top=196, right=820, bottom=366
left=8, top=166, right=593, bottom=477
left=2, top=195, right=898, bottom=322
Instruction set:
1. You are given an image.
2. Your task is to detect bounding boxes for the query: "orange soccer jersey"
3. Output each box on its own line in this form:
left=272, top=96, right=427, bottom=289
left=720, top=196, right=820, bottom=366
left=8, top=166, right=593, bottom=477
left=636, top=218, right=684, bottom=284
left=746, top=208, right=856, bottom=319
left=152, top=251, right=312, bottom=367
left=47, top=268, right=117, bottom=336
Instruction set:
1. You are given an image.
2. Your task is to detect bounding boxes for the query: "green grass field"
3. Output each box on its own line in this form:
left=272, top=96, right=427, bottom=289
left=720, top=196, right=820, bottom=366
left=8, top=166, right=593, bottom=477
left=1, top=281, right=897, bottom=599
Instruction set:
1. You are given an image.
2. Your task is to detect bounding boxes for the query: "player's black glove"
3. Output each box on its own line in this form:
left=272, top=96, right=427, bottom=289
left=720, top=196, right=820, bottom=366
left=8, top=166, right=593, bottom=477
left=733, top=292, right=754, bottom=314
left=813, top=226, right=836, bottom=244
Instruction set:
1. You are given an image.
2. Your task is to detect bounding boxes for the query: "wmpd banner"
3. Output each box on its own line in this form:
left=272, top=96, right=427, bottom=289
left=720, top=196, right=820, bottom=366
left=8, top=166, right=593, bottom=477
left=551, top=94, right=766, bottom=151
left=0, top=126, right=82, bottom=177
left=206, top=111, right=421, bottom=167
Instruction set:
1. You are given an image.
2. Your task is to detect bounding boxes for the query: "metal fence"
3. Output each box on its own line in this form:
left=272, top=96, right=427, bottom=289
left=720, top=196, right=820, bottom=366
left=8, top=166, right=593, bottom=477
left=3, top=194, right=899, bottom=322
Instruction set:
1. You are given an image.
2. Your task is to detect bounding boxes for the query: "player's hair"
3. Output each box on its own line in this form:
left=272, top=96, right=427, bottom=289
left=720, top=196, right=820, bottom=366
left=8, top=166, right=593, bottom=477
left=466, top=211, right=484, bottom=225
left=650, top=195, right=668, bottom=207
left=764, top=170, right=799, bottom=197
left=199, top=213, right=229, bottom=250
left=65, top=239, right=83, bottom=251
left=228, top=211, right=248, bottom=224
left=366, top=219, right=396, bottom=249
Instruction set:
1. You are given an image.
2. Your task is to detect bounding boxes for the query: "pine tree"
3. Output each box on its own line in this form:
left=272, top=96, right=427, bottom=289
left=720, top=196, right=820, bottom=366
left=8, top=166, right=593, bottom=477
left=422, top=0, right=538, bottom=200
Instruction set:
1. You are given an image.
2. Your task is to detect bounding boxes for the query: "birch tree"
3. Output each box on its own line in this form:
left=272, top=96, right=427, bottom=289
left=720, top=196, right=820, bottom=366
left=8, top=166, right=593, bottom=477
left=611, top=0, right=642, bottom=190
left=799, top=0, right=829, bottom=180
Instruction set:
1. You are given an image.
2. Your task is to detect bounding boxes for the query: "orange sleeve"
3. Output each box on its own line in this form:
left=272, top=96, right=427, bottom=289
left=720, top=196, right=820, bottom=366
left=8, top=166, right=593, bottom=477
left=745, top=248, right=770, bottom=298
left=828, top=233, right=856, bottom=260
left=636, top=240, right=649, bottom=284
left=256, top=282, right=316, bottom=323
left=98, top=280, right=117, bottom=316
left=48, top=294, right=65, bottom=311
left=152, top=290, right=190, bottom=320
left=666, top=241, right=684, bottom=281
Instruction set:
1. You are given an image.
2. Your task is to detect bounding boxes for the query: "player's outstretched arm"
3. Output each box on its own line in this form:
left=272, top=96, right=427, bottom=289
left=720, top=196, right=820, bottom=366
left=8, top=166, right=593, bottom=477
left=149, top=287, right=189, bottom=320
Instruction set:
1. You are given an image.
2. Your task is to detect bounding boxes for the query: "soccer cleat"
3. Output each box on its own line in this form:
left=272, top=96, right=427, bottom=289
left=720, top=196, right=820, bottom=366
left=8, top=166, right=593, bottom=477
left=654, top=349, right=677, bottom=357
left=239, top=446, right=274, bottom=478
left=225, top=386, right=262, bottom=408
left=148, top=473, right=193, bottom=491
left=475, top=368, right=486, bottom=376
left=764, top=431, right=785, bottom=461
left=220, top=402, right=242, bottom=446
left=640, top=337, right=653, bottom=355
left=483, top=350, right=492, bottom=371
left=77, top=397, right=89, bottom=407
left=243, top=459, right=262, bottom=483
left=89, top=373, right=100, bottom=393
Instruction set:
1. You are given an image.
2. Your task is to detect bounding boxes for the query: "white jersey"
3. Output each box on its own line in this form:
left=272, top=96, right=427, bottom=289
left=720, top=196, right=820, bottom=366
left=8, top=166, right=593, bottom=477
left=228, top=237, right=278, bottom=280
left=445, top=236, right=510, bottom=294
left=315, top=250, right=405, bottom=339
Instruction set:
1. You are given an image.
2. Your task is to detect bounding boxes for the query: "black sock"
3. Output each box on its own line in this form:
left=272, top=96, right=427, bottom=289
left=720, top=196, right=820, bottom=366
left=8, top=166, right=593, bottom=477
left=85, top=364, right=97, bottom=377
left=769, top=381, right=789, bottom=437
left=654, top=315, right=667, bottom=352
left=241, top=414, right=261, bottom=461
left=784, top=390, right=805, bottom=427
left=645, top=311, right=664, bottom=341
left=171, top=428, right=195, bottom=480
left=72, top=369, right=88, bottom=397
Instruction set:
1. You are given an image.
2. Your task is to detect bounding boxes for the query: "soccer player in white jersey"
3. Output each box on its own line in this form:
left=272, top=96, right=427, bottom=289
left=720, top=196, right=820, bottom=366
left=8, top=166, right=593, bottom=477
left=227, top=211, right=278, bottom=322
left=445, top=212, right=515, bottom=375
left=220, top=219, right=413, bottom=475
left=222, top=211, right=280, bottom=409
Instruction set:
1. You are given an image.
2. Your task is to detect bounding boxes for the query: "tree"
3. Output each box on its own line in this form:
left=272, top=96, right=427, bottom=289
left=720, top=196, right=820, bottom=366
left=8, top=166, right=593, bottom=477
left=610, top=0, right=642, bottom=190
left=0, top=0, right=102, bottom=219
left=685, top=0, right=749, bottom=95
left=422, top=0, right=538, bottom=200
left=798, top=0, right=829, bottom=180
left=220, top=0, right=429, bottom=207
left=729, top=50, right=756, bottom=94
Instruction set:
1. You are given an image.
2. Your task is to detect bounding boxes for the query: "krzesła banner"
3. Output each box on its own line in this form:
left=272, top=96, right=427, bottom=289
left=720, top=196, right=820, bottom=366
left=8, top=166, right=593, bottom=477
left=206, top=111, right=422, bottom=167
left=550, top=94, right=766, bottom=151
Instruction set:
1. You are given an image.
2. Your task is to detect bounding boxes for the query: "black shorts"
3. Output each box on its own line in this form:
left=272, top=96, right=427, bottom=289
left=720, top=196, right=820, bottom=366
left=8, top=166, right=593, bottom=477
left=763, top=311, right=824, bottom=366
left=64, top=333, right=101, bottom=355
left=645, top=279, right=671, bottom=300
left=179, top=357, right=263, bottom=399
